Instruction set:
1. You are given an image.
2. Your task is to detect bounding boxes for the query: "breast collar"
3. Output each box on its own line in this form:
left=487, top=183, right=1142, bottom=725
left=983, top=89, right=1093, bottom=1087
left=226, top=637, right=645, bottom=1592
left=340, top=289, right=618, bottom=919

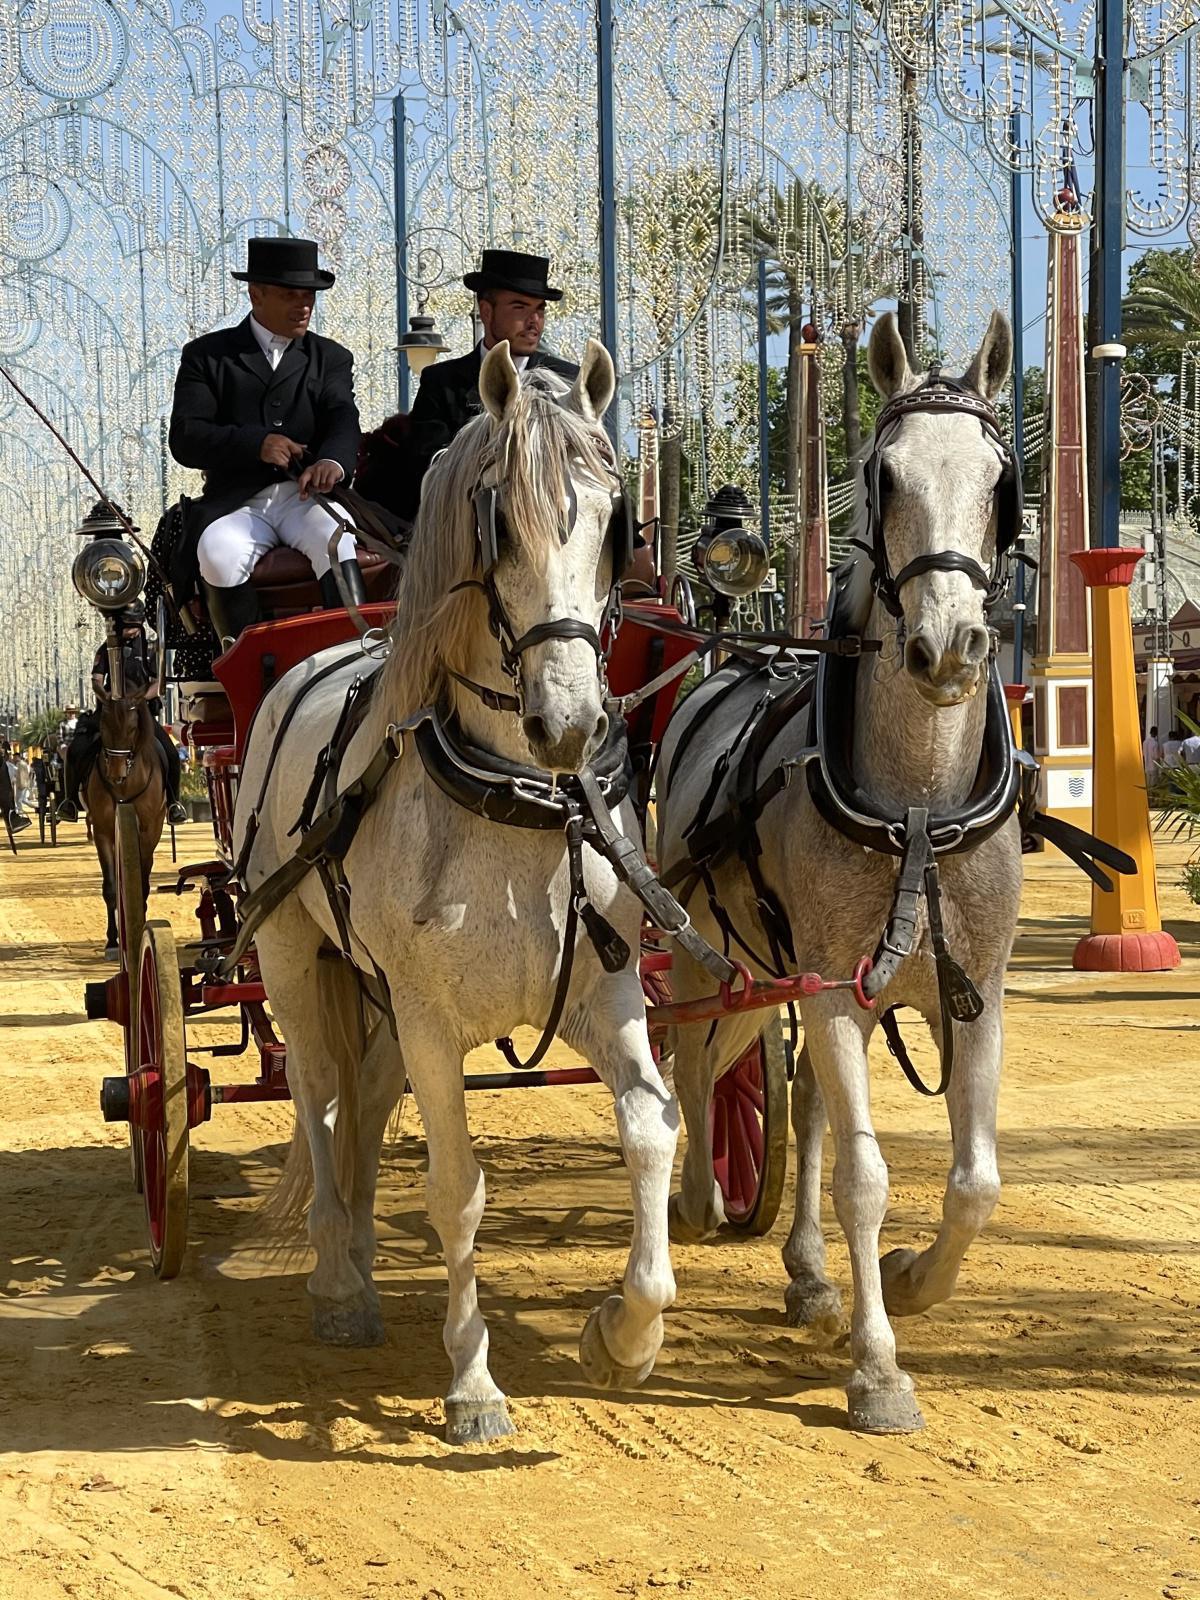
left=804, top=648, right=1020, bottom=860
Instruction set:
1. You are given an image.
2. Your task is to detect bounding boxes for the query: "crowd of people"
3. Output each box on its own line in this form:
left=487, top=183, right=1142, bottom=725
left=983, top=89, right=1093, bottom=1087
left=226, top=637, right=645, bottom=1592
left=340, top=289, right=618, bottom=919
left=1143, top=722, right=1200, bottom=776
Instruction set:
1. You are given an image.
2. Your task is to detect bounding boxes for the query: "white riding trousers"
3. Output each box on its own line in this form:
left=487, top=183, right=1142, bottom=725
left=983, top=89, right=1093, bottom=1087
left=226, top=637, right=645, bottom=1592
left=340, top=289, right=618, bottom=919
left=197, top=480, right=356, bottom=587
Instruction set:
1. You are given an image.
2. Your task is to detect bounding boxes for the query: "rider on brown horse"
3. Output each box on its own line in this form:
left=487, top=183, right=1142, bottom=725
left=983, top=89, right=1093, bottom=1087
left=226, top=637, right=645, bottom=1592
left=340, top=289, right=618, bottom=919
left=58, top=602, right=187, bottom=826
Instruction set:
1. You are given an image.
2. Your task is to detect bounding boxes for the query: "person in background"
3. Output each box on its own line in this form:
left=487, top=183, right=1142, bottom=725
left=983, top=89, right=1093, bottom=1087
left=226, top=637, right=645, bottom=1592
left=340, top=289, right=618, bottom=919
left=58, top=604, right=187, bottom=826
left=1143, top=723, right=1162, bottom=776
left=1, top=741, right=30, bottom=833
left=1182, top=726, right=1200, bottom=765
left=1162, top=727, right=1185, bottom=766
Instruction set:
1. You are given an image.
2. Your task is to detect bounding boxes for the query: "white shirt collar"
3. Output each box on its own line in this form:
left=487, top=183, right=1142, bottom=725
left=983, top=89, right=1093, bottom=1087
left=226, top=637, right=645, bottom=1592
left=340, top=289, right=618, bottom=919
left=478, top=338, right=529, bottom=373
left=250, top=315, right=292, bottom=358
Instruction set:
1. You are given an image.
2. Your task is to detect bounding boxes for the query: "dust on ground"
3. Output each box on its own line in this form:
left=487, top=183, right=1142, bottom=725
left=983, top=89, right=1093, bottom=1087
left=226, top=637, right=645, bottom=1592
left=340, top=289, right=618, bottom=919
left=1, top=826, right=1198, bottom=1600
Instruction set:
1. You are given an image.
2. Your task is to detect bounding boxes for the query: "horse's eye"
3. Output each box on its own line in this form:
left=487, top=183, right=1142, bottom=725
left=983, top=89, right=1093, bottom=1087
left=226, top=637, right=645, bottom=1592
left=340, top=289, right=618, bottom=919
left=878, top=459, right=896, bottom=497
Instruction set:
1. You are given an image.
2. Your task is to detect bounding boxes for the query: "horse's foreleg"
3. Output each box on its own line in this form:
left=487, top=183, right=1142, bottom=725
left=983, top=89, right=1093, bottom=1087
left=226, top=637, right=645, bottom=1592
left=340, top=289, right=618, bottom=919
left=402, top=1017, right=511, bottom=1445
left=881, top=996, right=1002, bottom=1318
left=782, top=1043, right=843, bottom=1335
left=570, top=986, right=678, bottom=1387
left=98, top=852, right=118, bottom=957
left=804, top=1002, right=924, bottom=1434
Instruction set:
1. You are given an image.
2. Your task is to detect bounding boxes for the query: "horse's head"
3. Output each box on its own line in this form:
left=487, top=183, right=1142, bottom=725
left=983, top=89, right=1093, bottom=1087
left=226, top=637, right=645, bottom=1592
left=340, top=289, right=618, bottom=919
left=473, top=338, right=620, bottom=769
left=96, top=665, right=151, bottom=783
left=865, top=310, right=1016, bottom=707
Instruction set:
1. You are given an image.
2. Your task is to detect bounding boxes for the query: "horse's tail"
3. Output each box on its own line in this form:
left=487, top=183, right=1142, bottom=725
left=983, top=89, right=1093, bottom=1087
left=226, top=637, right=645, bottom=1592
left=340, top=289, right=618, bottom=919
left=259, top=955, right=364, bottom=1244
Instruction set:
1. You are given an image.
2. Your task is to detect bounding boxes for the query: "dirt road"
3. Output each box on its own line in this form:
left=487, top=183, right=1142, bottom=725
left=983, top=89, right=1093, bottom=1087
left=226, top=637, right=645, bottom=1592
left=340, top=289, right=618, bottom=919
left=2, top=827, right=1199, bottom=1600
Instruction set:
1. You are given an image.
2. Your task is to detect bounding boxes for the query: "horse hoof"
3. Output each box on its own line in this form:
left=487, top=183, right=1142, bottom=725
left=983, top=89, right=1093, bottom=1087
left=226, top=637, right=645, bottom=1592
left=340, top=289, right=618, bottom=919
left=104, top=945, right=120, bottom=964
left=310, top=1296, right=386, bottom=1347
left=880, top=1247, right=928, bottom=1317
left=848, top=1382, right=925, bottom=1435
left=784, top=1276, right=844, bottom=1336
left=667, top=1192, right=717, bottom=1244
left=444, top=1398, right=514, bottom=1446
left=578, top=1298, right=658, bottom=1390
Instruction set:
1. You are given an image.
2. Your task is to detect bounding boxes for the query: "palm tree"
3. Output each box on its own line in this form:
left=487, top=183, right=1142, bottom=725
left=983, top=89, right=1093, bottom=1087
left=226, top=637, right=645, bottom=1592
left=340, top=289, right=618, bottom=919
left=1122, top=247, right=1200, bottom=363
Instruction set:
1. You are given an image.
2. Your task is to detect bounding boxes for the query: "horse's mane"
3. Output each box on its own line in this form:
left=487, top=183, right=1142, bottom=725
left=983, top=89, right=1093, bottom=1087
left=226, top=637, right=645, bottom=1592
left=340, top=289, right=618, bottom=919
left=379, top=367, right=614, bottom=718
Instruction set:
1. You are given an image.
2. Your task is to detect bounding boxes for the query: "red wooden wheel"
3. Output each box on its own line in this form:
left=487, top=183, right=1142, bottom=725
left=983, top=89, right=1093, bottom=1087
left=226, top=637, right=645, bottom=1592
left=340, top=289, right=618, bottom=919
left=640, top=943, right=788, bottom=1237
left=709, top=1018, right=788, bottom=1235
left=131, top=920, right=190, bottom=1278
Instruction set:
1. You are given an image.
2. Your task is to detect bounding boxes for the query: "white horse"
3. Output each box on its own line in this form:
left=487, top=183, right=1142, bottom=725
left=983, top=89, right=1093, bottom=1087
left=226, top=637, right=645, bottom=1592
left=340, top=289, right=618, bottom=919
left=235, top=341, right=677, bottom=1443
left=656, top=311, right=1023, bottom=1434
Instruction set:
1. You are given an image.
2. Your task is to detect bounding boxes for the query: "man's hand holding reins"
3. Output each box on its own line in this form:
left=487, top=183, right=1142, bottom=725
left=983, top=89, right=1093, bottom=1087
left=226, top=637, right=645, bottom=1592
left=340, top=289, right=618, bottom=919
left=297, top=458, right=344, bottom=498
left=260, top=432, right=307, bottom=470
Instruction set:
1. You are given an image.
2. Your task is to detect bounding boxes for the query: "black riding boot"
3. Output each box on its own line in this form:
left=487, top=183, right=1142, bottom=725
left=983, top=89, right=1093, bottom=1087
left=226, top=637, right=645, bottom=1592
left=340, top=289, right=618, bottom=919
left=202, top=579, right=260, bottom=650
left=318, top=559, right=367, bottom=612
left=57, top=749, right=83, bottom=821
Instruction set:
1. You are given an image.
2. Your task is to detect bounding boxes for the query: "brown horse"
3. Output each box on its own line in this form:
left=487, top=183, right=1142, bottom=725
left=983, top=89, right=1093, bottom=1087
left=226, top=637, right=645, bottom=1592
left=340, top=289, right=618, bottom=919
left=86, top=680, right=166, bottom=960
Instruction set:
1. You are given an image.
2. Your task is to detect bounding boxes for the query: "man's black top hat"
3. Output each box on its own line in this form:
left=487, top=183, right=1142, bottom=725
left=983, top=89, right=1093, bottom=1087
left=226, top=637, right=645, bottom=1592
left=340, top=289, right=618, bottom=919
left=232, top=237, right=335, bottom=290
left=463, top=249, right=563, bottom=302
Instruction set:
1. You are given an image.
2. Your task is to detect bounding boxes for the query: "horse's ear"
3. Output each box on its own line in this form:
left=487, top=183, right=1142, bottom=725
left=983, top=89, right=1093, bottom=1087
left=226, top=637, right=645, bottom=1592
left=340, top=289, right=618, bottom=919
left=479, top=340, right=520, bottom=422
left=567, top=339, right=616, bottom=424
left=867, top=312, right=911, bottom=400
left=963, top=309, right=1013, bottom=403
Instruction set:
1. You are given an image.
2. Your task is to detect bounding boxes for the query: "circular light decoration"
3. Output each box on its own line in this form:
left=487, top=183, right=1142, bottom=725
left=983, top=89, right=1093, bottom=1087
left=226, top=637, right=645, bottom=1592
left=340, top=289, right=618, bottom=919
left=303, top=145, right=352, bottom=200
left=306, top=199, right=347, bottom=243
left=0, top=293, right=41, bottom=359
left=0, top=175, right=72, bottom=261
left=21, top=0, right=128, bottom=101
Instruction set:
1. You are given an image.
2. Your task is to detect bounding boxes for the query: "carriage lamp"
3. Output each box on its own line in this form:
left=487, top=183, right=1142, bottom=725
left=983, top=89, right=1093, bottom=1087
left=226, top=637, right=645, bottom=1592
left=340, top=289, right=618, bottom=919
left=691, top=485, right=769, bottom=598
left=397, top=311, right=451, bottom=375
left=72, top=502, right=145, bottom=610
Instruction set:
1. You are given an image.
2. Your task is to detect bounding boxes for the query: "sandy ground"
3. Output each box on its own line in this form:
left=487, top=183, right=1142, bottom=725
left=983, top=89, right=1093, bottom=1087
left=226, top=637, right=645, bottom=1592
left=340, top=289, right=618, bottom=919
left=1, top=823, right=1199, bottom=1600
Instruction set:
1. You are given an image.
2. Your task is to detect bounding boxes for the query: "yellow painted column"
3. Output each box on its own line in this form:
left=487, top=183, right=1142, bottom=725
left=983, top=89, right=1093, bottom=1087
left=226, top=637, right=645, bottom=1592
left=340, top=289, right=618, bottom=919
left=1070, top=548, right=1180, bottom=971
left=1003, top=683, right=1027, bottom=750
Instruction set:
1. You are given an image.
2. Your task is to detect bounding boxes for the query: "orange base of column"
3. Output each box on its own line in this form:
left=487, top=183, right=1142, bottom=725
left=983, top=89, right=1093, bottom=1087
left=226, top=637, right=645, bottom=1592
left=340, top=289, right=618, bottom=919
left=1072, top=929, right=1181, bottom=971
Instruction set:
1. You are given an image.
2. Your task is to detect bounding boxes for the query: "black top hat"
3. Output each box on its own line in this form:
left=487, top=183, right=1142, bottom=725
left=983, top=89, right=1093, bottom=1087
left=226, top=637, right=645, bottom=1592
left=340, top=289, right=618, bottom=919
left=232, top=237, right=335, bottom=290
left=463, top=249, right=563, bottom=302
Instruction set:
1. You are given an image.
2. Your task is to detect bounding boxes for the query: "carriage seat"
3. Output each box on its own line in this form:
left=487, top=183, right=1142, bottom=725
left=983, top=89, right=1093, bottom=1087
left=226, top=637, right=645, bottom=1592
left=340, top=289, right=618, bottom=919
left=249, top=544, right=396, bottom=619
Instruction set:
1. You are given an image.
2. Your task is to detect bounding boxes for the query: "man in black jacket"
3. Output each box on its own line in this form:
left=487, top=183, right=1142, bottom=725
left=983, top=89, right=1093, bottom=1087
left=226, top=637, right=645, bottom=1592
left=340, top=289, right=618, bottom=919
left=397, top=250, right=578, bottom=521
left=168, top=236, right=364, bottom=645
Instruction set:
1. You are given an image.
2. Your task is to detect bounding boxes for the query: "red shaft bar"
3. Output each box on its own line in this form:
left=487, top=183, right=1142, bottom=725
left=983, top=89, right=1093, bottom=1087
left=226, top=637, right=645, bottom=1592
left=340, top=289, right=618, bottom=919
left=462, top=1067, right=600, bottom=1091
left=210, top=1082, right=292, bottom=1105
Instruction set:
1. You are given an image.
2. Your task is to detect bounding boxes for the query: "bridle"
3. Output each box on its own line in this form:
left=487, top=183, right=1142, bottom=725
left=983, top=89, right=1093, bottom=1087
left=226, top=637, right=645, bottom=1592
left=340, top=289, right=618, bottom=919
left=858, top=371, right=1026, bottom=624
left=97, top=694, right=156, bottom=800
left=448, top=463, right=636, bottom=717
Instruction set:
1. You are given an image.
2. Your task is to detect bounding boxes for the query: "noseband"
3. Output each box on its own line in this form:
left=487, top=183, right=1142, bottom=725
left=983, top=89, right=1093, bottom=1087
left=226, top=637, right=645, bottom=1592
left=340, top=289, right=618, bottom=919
left=449, top=472, right=628, bottom=716
left=858, top=372, right=1024, bottom=623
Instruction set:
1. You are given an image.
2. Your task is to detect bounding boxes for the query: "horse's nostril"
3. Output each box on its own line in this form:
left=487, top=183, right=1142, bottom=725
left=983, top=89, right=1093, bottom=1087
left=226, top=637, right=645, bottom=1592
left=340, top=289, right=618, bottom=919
left=959, top=624, right=991, bottom=665
left=591, top=711, right=609, bottom=749
left=522, top=714, right=550, bottom=748
left=904, top=633, right=939, bottom=677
